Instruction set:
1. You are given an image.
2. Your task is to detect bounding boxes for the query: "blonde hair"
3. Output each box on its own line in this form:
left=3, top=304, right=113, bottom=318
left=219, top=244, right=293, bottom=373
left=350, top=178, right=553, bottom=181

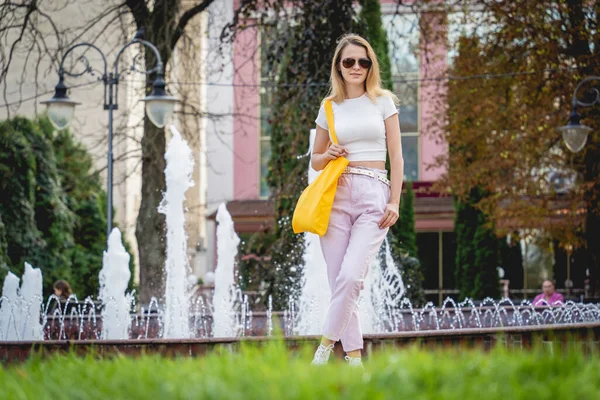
left=325, top=33, right=399, bottom=105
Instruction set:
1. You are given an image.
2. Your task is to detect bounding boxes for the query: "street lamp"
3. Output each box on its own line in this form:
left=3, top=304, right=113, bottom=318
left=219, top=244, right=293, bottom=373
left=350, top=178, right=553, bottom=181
left=557, top=76, right=599, bottom=153
left=41, top=30, right=177, bottom=238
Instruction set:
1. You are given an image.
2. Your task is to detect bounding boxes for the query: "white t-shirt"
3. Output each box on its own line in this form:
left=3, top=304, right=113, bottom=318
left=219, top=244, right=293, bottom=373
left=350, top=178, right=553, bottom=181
left=315, top=93, right=398, bottom=162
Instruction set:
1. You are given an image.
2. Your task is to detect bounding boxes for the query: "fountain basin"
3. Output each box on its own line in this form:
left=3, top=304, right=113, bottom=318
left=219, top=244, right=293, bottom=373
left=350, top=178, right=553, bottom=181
left=39, top=304, right=600, bottom=340
left=3, top=322, right=599, bottom=364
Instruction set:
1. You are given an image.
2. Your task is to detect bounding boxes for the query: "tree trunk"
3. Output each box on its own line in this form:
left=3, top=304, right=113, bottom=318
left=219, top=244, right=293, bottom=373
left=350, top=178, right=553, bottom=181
left=133, top=9, right=175, bottom=305
left=136, top=118, right=167, bottom=305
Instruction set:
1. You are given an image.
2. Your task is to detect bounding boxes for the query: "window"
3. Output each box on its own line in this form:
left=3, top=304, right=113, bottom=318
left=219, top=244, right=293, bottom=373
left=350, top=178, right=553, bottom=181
left=383, top=13, right=420, bottom=181
left=417, top=231, right=458, bottom=305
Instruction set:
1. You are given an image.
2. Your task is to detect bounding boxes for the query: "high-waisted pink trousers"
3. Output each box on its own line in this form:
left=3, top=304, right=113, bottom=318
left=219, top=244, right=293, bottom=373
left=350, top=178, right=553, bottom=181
left=320, top=167, right=390, bottom=352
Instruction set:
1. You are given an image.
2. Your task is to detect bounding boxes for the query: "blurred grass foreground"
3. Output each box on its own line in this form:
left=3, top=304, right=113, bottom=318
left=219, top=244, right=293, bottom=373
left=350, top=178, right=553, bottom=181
left=1, top=339, right=599, bottom=399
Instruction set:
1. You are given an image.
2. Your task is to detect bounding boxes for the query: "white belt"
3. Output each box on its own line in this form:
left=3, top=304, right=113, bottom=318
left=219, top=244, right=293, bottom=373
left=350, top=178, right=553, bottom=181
left=342, top=166, right=391, bottom=187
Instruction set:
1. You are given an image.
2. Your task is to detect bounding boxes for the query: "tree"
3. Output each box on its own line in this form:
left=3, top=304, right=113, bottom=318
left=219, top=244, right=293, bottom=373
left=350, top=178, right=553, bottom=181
left=472, top=200, right=500, bottom=300
left=499, top=232, right=524, bottom=292
left=395, top=182, right=418, bottom=257
left=0, top=116, right=126, bottom=297
left=0, top=0, right=216, bottom=304
left=126, top=1, right=215, bottom=304
left=358, top=0, right=393, bottom=91
left=393, top=182, right=425, bottom=306
left=432, top=1, right=600, bottom=296
left=454, top=187, right=499, bottom=301
left=0, top=116, right=73, bottom=292
left=50, top=120, right=135, bottom=296
left=0, top=215, right=8, bottom=273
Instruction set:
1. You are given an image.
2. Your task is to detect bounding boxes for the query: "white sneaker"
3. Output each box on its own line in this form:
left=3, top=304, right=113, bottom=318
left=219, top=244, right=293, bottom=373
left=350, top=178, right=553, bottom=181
left=345, top=356, right=363, bottom=368
left=311, top=343, right=334, bottom=365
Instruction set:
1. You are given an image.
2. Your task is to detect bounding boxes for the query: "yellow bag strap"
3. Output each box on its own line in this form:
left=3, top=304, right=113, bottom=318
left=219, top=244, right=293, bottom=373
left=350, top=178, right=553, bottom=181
left=324, top=99, right=339, bottom=145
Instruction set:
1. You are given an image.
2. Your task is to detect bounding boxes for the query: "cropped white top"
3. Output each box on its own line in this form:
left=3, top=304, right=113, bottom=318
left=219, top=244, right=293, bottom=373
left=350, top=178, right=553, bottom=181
left=315, top=93, right=398, bottom=162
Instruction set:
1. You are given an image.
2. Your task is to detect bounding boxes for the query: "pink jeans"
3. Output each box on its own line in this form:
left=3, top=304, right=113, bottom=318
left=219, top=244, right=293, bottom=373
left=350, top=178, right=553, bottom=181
left=320, top=167, right=390, bottom=352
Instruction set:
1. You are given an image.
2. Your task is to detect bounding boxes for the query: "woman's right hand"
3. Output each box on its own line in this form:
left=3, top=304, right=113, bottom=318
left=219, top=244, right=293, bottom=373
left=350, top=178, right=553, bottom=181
left=324, top=144, right=348, bottom=160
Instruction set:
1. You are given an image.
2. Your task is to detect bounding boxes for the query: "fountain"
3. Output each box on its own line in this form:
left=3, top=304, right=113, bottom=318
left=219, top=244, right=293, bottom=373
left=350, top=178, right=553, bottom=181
left=0, top=263, right=43, bottom=340
left=212, top=203, right=242, bottom=337
left=99, top=228, right=133, bottom=340
left=159, top=125, right=196, bottom=339
left=20, top=263, right=44, bottom=340
left=359, top=240, right=406, bottom=333
left=1, top=125, right=600, bottom=346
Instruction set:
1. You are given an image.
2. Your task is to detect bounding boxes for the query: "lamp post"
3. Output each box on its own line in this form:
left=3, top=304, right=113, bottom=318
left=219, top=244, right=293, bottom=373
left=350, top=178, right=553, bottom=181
left=41, top=30, right=177, bottom=239
left=557, top=76, right=599, bottom=153
left=558, top=77, right=600, bottom=299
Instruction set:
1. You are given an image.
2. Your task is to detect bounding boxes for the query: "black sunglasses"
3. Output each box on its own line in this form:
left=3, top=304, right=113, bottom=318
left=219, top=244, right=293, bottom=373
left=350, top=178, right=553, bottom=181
left=341, top=57, right=372, bottom=69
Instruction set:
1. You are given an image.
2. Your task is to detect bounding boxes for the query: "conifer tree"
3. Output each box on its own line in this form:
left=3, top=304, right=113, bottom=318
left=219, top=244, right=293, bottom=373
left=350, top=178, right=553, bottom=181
left=0, top=117, right=133, bottom=297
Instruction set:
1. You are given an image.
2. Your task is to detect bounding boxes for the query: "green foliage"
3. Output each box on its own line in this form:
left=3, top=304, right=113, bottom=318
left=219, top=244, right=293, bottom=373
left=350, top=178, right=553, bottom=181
left=237, top=231, right=278, bottom=300
left=51, top=124, right=136, bottom=296
left=1, top=342, right=599, bottom=399
left=0, top=215, right=10, bottom=273
left=454, top=196, right=477, bottom=300
left=454, top=187, right=500, bottom=300
left=472, top=207, right=500, bottom=299
left=0, top=116, right=132, bottom=298
left=398, top=254, right=425, bottom=307
left=0, top=117, right=45, bottom=274
left=357, top=0, right=393, bottom=90
left=395, top=182, right=417, bottom=258
left=26, top=117, right=76, bottom=291
left=499, top=232, right=524, bottom=290
left=386, top=182, right=424, bottom=306
left=0, top=117, right=67, bottom=291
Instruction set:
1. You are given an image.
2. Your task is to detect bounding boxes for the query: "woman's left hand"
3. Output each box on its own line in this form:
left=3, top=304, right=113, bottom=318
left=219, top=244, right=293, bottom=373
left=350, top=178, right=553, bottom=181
left=379, top=202, right=399, bottom=229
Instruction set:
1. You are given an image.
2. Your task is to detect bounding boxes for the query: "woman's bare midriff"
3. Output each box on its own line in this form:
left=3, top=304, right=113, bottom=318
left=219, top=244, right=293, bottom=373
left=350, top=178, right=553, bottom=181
left=348, top=160, right=386, bottom=170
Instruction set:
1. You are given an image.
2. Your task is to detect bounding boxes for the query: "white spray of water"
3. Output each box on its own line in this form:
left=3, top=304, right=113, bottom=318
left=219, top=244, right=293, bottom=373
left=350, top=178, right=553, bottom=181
left=99, top=228, right=133, bottom=340
left=212, top=203, right=241, bottom=337
left=0, top=272, right=21, bottom=340
left=360, top=240, right=406, bottom=333
left=19, top=263, right=44, bottom=340
left=159, top=125, right=195, bottom=339
left=296, top=129, right=331, bottom=334
left=0, top=263, right=43, bottom=341
left=295, top=129, right=405, bottom=335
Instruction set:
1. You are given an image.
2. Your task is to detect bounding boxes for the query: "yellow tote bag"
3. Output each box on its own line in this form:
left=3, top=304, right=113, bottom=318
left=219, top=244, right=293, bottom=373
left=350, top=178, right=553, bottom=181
left=292, top=99, right=349, bottom=236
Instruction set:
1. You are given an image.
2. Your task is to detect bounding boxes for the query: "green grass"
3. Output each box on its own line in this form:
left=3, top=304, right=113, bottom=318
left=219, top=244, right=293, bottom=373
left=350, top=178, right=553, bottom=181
left=1, top=341, right=599, bottom=400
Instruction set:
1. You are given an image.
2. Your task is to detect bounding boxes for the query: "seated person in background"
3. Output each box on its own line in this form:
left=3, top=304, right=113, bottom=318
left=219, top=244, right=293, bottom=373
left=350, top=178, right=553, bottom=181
left=53, top=279, right=72, bottom=301
left=532, top=279, right=564, bottom=306
left=48, top=280, right=74, bottom=314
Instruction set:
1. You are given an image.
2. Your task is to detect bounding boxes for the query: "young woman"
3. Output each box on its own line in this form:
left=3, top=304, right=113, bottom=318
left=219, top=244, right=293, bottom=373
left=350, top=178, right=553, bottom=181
left=311, top=34, right=403, bottom=367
